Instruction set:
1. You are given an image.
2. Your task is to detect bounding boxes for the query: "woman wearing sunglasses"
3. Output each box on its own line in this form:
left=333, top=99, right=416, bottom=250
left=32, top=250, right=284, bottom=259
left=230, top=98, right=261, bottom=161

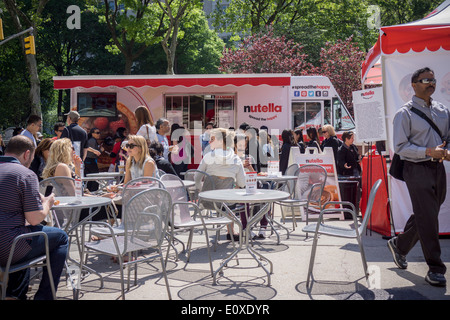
left=123, top=135, right=156, bottom=184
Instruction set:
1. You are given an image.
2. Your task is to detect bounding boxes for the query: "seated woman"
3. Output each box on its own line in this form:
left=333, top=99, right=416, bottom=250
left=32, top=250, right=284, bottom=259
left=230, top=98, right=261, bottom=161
left=195, top=128, right=246, bottom=241
left=123, top=135, right=156, bottom=184
left=30, top=138, right=54, bottom=181
left=42, top=138, right=82, bottom=181
left=42, top=138, right=84, bottom=224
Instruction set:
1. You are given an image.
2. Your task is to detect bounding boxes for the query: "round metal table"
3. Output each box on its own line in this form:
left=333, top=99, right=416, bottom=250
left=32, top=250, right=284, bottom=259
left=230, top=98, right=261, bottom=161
left=198, top=188, right=290, bottom=286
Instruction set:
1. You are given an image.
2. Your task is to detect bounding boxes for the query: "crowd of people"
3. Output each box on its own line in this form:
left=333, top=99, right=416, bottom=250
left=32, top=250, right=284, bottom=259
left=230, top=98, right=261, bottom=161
left=1, top=65, right=447, bottom=302
left=0, top=104, right=366, bottom=300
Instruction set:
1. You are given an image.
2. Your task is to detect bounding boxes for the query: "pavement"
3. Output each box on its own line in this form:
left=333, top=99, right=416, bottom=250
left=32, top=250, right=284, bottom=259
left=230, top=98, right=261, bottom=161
left=28, top=205, right=450, bottom=305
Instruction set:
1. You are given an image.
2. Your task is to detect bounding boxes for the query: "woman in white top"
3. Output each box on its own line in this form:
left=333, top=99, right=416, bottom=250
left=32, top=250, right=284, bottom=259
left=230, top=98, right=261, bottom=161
left=195, top=128, right=245, bottom=241
left=124, top=135, right=156, bottom=184
left=195, top=128, right=245, bottom=190
left=135, top=106, right=157, bottom=144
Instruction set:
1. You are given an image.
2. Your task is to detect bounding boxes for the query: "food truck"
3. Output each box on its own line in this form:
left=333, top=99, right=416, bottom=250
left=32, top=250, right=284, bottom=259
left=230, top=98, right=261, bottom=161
left=53, top=73, right=355, bottom=168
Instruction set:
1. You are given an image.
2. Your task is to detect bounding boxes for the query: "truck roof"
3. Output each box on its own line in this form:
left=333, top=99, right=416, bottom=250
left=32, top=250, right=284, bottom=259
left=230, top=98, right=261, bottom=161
left=53, top=73, right=292, bottom=90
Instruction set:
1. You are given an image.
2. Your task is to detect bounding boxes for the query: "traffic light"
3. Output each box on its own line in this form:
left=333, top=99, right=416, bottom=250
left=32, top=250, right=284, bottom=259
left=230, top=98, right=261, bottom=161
left=24, top=35, right=35, bottom=55
left=0, top=19, right=4, bottom=41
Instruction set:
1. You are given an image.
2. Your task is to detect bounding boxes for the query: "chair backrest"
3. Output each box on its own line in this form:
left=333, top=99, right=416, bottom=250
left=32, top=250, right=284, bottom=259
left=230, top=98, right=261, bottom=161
left=122, top=177, right=165, bottom=207
left=359, top=179, right=382, bottom=234
left=39, top=176, right=76, bottom=197
left=283, top=164, right=300, bottom=193
left=155, top=169, right=165, bottom=179
left=294, top=164, right=327, bottom=202
left=184, top=169, right=214, bottom=201
left=122, top=188, right=172, bottom=252
left=200, top=175, right=235, bottom=210
left=160, top=174, right=191, bottom=225
left=39, top=177, right=76, bottom=228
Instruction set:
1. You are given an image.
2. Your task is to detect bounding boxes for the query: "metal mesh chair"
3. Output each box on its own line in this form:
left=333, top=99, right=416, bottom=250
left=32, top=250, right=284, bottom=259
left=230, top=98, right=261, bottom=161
left=275, top=164, right=327, bottom=231
left=80, top=188, right=172, bottom=300
left=302, top=179, right=382, bottom=287
left=184, top=169, right=213, bottom=203
left=160, top=174, right=234, bottom=276
left=89, top=177, right=165, bottom=238
left=39, top=177, right=76, bottom=228
left=0, top=232, right=56, bottom=300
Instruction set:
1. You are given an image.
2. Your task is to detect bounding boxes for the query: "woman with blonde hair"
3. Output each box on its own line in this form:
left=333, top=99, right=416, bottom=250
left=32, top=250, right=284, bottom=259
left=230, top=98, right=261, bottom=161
left=123, top=134, right=156, bottom=184
left=321, top=124, right=342, bottom=161
left=42, top=138, right=82, bottom=180
left=135, top=105, right=157, bottom=145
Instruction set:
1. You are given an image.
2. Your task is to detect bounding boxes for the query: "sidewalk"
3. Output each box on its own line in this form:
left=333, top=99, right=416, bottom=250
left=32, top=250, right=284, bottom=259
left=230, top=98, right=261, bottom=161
left=30, top=206, right=450, bottom=301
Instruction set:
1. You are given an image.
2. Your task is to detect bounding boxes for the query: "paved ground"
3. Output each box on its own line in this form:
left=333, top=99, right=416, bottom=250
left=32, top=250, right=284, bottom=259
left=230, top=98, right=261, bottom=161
left=28, top=205, right=450, bottom=305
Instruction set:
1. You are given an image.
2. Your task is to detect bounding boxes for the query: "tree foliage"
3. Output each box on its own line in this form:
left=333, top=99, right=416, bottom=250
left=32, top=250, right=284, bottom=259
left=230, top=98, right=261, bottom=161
left=318, top=36, right=366, bottom=113
left=219, top=28, right=314, bottom=75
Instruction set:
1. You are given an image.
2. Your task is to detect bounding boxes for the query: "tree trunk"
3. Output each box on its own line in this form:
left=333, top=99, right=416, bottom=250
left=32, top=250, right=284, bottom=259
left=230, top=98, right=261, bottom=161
left=26, top=54, right=41, bottom=117
left=3, top=0, right=42, bottom=117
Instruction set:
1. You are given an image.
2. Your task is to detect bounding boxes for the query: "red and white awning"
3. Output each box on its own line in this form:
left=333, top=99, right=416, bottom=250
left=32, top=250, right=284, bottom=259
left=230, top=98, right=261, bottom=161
left=53, top=73, right=291, bottom=90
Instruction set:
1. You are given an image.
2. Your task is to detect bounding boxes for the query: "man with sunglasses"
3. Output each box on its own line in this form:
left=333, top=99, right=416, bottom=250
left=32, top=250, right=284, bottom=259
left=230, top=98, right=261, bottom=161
left=389, top=67, right=450, bottom=287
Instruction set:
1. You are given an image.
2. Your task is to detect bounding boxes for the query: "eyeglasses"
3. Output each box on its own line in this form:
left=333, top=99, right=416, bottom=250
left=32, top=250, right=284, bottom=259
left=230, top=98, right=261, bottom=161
left=126, top=143, right=138, bottom=149
left=93, top=131, right=100, bottom=134
left=415, top=78, right=437, bottom=84
left=57, top=129, right=64, bottom=132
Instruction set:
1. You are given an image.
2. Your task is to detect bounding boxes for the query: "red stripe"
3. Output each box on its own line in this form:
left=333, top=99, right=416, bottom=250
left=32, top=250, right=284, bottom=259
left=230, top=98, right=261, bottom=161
left=54, top=75, right=291, bottom=90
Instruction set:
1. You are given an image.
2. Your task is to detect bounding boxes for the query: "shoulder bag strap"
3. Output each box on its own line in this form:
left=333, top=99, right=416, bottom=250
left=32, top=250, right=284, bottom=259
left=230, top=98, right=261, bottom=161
left=410, top=107, right=443, bottom=139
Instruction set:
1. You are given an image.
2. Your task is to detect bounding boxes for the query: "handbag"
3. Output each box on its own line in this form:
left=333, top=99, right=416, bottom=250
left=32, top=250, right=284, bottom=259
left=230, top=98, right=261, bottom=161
left=389, top=153, right=405, bottom=180
left=390, top=107, right=443, bottom=181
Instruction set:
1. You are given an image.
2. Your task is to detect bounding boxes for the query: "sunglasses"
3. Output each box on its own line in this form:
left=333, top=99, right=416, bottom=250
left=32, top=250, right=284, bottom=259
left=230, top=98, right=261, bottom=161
left=415, top=78, right=436, bottom=84
left=93, top=131, right=101, bottom=134
left=126, top=143, right=139, bottom=149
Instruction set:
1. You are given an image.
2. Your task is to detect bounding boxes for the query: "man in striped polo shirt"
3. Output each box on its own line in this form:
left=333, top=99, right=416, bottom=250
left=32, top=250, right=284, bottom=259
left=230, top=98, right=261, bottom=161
left=0, top=135, right=69, bottom=300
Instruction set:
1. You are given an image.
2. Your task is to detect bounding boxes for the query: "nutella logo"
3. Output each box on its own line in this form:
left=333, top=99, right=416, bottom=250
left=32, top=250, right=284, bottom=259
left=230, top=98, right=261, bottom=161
left=244, top=103, right=282, bottom=113
left=306, top=159, right=324, bottom=164
left=361, top=90, right=375, bottom=99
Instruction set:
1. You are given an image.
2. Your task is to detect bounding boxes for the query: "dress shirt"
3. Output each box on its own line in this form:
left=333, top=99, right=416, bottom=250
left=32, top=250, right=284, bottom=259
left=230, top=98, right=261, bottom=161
left=393, top=95, right=450, bottom=162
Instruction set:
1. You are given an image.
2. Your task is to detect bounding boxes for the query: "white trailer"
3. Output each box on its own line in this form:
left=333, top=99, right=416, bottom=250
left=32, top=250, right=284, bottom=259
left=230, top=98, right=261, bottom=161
left=53, top=73, right=355, bottom=138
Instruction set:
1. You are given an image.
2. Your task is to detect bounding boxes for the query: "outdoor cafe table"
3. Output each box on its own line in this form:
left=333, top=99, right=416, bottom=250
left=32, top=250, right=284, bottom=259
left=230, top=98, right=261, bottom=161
left=84, top=172, right=125, bottom=189
left=198, top=188, right=290, bottom=286
left=53, top=195, right=112, bottom=299
left=111, top=179, right=195, bottom=206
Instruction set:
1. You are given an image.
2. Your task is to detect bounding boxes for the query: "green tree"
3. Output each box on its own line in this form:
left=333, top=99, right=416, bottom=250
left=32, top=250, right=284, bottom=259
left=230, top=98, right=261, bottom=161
left=373, top=0, right=443, bottom=26
left=39, top=0, right=123, bottom=117
left=2, top=0, right=50, bottom=117
left=157, top=0, right=202, bottom=75
left=92, top=0, right=165, bottom=74
left=175, top=7, right=224, bottom=74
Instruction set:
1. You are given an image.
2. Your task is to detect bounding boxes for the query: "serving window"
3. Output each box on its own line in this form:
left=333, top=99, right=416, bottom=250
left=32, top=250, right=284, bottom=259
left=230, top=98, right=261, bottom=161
left=77, top=92, right=117, bottom=117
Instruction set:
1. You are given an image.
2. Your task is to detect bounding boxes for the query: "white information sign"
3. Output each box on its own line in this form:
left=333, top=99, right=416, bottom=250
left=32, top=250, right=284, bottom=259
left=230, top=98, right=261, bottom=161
left=352, top=86, right=387, bottom=143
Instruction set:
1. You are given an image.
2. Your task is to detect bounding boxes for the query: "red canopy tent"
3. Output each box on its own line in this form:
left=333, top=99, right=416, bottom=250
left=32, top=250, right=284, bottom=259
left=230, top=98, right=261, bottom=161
left=360, top=0, right=450, bottom=235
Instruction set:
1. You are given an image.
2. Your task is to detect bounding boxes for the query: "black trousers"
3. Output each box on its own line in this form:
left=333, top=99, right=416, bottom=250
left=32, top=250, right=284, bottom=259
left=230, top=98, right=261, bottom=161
left=84, top=158, right=99, bottom=192
left=397, top=160, right=447, bottom=274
